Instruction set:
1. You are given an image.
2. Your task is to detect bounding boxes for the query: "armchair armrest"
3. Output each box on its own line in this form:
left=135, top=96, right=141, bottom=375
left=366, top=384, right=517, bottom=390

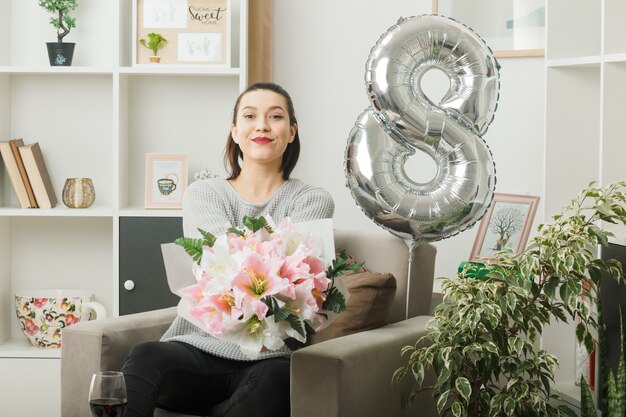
left=61, top=307, right=177, bottom=417
left=291, top=315, right=437, bottom=417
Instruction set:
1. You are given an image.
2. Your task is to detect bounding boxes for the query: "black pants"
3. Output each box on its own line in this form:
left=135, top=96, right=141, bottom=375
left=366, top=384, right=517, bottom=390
left=120, top=341, right=290, bottom=417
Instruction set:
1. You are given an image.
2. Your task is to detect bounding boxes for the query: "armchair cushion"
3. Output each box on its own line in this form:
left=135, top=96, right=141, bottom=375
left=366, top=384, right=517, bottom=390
left=309, top=271, right=396, bottom=344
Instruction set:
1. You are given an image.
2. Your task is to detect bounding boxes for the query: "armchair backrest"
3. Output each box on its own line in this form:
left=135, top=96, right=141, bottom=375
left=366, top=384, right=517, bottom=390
left=161, top=229, right=437, bottom=324
left=332, top=229, right=436, bottom=322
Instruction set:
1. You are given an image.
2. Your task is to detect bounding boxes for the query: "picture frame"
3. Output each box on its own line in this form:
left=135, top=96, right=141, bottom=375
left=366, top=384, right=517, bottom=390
left=133, top=0, right=231, bottom=66
left=469, top=193, right=540, bottom=261
left=145, top=153, right=188, bottom=209
left=432, top=0, right=545, bottom=58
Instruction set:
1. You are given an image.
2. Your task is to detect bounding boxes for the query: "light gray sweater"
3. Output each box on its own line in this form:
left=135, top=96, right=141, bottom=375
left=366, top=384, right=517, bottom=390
left=161, top=178, right=335, bottom=361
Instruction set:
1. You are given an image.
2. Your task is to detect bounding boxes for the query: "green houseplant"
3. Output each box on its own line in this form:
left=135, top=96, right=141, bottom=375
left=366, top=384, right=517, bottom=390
left=140, top=33, right=168, bottom=64
left=38, top=0, right=78, bottom=66
left=394, top=181, right=626, bottom=417
left=579, top=312, right=625, bottom=417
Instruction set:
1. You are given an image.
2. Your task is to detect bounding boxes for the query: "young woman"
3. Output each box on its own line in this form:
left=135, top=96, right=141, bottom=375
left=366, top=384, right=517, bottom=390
left=121, top=82, right=335, bottom=417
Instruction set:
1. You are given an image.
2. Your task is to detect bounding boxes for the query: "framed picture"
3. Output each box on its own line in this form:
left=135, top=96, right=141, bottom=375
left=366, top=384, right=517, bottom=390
left=145, top=153, right=188, bottom=209
left=432, top=0, right=545, bottom=58
left=133, top=0, right=230, bottom=65
left=469, top=193, right=540, bottom=261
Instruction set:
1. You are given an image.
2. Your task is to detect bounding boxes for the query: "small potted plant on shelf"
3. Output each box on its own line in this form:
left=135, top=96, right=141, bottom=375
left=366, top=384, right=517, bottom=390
left=394, top=181, right=626, bottom=417
left=140, top=33, right=168, bottom=64
left=38, top=0, right=78, bottom=66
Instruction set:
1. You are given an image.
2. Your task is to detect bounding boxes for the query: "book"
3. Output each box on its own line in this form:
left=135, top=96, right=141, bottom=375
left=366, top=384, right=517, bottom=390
left=9, top=139, right=38, bottom=208
left=18, top=142, right=57, bottom=209
left=0, top=140, right=35, bottom=208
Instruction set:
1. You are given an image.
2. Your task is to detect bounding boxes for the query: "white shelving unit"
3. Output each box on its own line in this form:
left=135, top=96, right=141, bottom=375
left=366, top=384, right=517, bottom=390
left=0, top=1, right=249, bottom=415
left=543, top=0, right=626, bottom=405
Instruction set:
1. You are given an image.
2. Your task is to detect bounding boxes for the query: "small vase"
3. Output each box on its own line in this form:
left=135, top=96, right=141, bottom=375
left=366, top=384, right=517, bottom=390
left=149, top=56, right=161, bottom=63
left=46, top=42, right=75, bottom=66
left=62, top=178, right=95, bottom=208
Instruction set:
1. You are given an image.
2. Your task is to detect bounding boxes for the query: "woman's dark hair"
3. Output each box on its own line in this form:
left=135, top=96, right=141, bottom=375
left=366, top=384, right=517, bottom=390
left=224, top=82, right=300, bottom=180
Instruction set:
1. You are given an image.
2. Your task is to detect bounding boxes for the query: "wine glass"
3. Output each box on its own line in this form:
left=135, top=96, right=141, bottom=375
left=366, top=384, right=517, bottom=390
left=88, top=371, right=127, bottom=417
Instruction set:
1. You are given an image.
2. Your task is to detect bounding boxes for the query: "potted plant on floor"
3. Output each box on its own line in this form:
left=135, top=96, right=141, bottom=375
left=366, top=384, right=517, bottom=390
left=38, top=0, right=78, bottom=66
left=394, top=181, right=626, bottom=416
left=140, top=33, right=168, bottom=64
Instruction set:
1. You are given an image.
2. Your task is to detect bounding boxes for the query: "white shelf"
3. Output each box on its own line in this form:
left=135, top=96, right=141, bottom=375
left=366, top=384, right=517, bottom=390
left=0, top=337, right=61, bottom=359
left=546, top=56, right=601, bottom=68
left=120, top=66, right=241, bottom=76
left=604, top=53, right=626, bottom=63
left=0, top=206, right=113, bottom=217
left=0, top=66, right=115, bottom=75
left=119, top=207, right=183, bottom=217
left=545, top=0, right=625, bottom=403
left=0, top=1, right=249, bottom=414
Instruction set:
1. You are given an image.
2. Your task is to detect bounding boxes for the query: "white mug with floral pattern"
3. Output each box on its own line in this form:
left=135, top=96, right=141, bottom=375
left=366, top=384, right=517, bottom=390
left=15, top=289, right=107, bottom=348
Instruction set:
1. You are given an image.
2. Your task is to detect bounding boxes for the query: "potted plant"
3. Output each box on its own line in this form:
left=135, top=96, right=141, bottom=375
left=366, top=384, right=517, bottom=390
left=38, top=0, right=78, bottom=66
left=139, top=33, right=168, bottom=64
left=579, top=323, right=625, bottom=416
left=394, top=181, right=626, bottom=417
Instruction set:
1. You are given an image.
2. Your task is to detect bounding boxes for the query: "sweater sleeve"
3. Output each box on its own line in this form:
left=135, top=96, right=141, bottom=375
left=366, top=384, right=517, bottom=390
left=288, top=186, right=335, bottom=223
left=182, top=180, right=233, bottom=238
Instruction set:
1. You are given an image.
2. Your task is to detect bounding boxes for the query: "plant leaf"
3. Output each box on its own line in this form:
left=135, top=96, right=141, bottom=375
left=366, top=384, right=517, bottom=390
left=503, top=397, right=515, bottom=416
left=242, top=215, right=272, bottom=233
left=198, top=228, right=216, bottom=247
left=174, top=236, right=204, bottom=264
left=455, top=377, right=472, bottom=402
left=322, top=286, right=346, bottom=313
left=285, top=314, right=305, bottom=337
left=579, top=376, right=597, bottom=417
left=451, top=401, right=464, bottom=417
left=392, top=367, right=407, bottom=384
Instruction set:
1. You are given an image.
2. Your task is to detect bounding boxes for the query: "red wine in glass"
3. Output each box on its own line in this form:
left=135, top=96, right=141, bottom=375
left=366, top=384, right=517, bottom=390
left=89, top=371, right=127, bottom=417
left=89, top=398, right=127, bottom=417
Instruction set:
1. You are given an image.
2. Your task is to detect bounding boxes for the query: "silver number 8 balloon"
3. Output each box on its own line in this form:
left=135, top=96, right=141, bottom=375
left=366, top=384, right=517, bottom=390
left=345, top=15, right=500, bottom=243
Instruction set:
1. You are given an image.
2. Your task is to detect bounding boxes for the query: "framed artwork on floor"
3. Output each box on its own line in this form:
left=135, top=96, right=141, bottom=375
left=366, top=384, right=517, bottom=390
left=469, top=193, right=540, bottom=261
left=432, top=0, right=545, bottom=57
left=145, top=153, right=188, bottom=209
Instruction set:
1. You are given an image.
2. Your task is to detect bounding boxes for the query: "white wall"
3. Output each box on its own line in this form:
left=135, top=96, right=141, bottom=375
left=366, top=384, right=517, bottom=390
left=272, top=0, right=545, bottom=287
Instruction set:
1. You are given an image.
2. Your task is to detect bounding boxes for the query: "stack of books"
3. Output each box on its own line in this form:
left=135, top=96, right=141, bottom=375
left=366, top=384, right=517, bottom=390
left=0, top=139, right=57, bottom=209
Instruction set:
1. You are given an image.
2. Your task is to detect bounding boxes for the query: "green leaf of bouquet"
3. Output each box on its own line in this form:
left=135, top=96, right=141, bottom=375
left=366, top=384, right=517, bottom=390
left=286, top=314, right=305, bottom=337
left=174, top=236, right=204, bottom=264
left=273, top=307, right=290, bottom=323
left=327, top=249, right=364, bottom=279
left=198, top=228, right=216, bottom=247
left=227, top=227, right=245, bottom=237
left=242, top=215, right=272, bottom=233
left=304, top=321, right=316, bottom=336
left=323, top=286, right=346, bottom=313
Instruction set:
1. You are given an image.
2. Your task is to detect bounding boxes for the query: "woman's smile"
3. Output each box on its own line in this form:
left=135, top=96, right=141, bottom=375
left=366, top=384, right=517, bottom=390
left=252, top=136, right=273, bottom=144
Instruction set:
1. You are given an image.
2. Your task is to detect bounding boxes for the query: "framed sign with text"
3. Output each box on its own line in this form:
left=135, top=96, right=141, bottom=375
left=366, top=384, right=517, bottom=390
left=145, top=153, right=188, bottom=209
left=133, top=0, right=230, bottom=66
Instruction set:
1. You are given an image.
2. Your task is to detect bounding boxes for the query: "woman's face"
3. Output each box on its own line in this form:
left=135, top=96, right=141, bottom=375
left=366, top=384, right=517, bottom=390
left=231, top=89, right=296, bottom=169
